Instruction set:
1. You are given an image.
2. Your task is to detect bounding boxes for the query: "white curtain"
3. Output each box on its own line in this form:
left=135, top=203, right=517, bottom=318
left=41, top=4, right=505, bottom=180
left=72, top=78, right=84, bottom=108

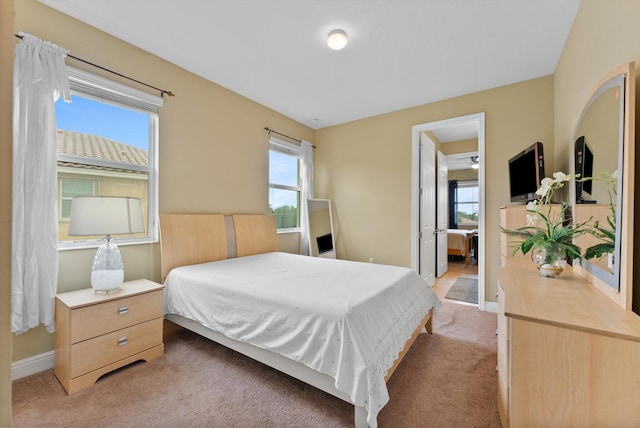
left=299, top=141, right=315, bottom=255
left=12, top=33, right=70, bottom=334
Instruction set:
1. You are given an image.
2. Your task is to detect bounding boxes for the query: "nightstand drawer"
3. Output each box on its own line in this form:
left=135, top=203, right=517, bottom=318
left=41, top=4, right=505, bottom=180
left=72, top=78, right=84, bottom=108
left=70, top=290, right=163, bottom=343
left=70, top=317, right=163, bottom=378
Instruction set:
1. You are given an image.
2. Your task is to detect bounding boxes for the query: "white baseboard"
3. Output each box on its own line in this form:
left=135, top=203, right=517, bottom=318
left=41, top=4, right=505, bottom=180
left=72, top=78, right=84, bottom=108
left=11, top=351, right=55, bottom=381
left=483, top=301, right=498, bottom=313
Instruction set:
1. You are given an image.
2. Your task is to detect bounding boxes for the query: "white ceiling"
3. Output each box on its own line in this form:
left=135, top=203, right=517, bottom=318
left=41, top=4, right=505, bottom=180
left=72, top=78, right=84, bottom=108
left=431, top=120, right=479, bottom=143
left=447, top=152, right=479, bottom=171
left=39, top=0, right=580, bottom=130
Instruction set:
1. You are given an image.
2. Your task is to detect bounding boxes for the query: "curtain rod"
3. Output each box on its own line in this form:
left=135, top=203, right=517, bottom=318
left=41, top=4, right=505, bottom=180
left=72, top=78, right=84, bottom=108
left=14, top=33, right=175, bottom=98
left=264, top=127, right=316, bottom=148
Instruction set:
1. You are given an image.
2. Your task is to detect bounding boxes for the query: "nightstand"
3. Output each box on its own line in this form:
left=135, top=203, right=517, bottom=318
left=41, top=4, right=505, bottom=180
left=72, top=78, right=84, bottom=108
left=54, top=279, right=164, bottom=394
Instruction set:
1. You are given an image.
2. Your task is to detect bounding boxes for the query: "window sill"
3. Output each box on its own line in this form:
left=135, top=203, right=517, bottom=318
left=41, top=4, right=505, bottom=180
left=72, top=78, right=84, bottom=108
left=276, top=228, right=301, bottom=235
left=58, top=237, right=157, bottom=251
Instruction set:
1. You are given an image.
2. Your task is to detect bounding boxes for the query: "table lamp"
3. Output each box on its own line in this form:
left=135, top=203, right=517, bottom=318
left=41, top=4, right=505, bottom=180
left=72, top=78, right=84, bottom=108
left=68, top=196, right=144, bottom=293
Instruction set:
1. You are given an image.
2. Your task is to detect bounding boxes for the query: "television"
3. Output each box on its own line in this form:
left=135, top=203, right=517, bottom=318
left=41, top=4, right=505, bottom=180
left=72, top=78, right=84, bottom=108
left=316, top=233, right=333, bottom=254
left=508, top=141, right=545, bottom=203
left=574, top=136, right=595, bottom=203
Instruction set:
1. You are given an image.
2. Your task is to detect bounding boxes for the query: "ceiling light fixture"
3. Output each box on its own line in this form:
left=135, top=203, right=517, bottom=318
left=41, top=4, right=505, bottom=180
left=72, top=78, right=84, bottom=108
left=327, top=30, right=348, bottom=50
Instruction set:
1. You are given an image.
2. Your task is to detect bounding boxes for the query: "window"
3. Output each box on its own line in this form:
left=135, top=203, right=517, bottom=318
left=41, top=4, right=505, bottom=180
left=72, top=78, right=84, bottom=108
left=455, top=181, right=479, bottom=226
left=269, top=138, right=301, bottom=231
left=56, top=67, right=162, bottom=248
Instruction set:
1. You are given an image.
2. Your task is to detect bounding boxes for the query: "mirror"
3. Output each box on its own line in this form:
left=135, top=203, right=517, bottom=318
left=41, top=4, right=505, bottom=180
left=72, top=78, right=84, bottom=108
left=307, top=199, right=335, bottom=258
left=572, top=63, right=634, bottom=301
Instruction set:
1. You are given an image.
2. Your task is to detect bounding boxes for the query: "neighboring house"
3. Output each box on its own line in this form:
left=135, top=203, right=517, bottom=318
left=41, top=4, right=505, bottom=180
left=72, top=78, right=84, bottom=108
left=56, top=129, right=149, bottom=241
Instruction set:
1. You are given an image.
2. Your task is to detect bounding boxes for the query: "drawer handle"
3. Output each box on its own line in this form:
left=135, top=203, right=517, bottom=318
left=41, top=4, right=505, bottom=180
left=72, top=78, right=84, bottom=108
left=118, top=337, right=128, bottom=346
left=118, top=306, right=129, bottom=315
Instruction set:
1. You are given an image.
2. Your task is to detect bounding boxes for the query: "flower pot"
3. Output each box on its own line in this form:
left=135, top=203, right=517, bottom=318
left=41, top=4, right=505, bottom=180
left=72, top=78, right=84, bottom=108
left=531, top=245, right=567, bottom=278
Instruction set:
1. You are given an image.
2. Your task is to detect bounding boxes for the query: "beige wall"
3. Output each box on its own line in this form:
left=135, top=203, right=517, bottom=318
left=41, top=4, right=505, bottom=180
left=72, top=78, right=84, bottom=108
left=1, top=0, right=14, bottom=424
left=315, top=76, right=555, bottom=304
left=554, top=1, right=640, bottom=172
left=439, top=138, right=478, bottom=155
left=449, top=169, right=478, bottom=182
left=12, top=0, right=313, bottom=361
left=554, top=0, right=640, bottom=312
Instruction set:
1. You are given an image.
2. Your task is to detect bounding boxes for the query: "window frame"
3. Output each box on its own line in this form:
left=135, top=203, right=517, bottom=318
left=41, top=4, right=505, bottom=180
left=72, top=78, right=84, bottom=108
left=269, top=138, right=301, bottom=233
left=57, top=66, right=162, bottom=250
left=59, top=177, right=97, bottom=220
left=454, top=180, right=479, bottom=227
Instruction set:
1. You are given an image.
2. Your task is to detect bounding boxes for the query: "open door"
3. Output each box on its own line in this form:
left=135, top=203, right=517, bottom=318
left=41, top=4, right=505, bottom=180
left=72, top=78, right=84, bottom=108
left=419, top=133, right=436, bottom=286
left=436, top=151, right=448, bottom=277
left=411, top=113, right=487, bottom=310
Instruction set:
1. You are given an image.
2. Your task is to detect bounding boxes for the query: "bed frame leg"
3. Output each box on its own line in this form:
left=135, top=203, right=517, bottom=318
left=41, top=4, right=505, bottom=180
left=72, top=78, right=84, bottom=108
left=425, top=314, right=433, bottom=334
left=354, top=405, right=369, bottom=428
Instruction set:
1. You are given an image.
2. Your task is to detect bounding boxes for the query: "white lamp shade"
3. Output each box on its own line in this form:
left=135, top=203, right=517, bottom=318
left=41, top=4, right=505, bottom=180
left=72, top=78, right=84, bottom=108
left=68, top=196, right=145, bottom=236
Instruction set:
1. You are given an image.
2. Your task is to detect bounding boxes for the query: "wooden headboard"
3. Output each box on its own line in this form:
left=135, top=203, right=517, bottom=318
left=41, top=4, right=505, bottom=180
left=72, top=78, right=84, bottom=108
left=233, top=214, right=278, bottom=257
left=159, top=213, right=278, bottom=282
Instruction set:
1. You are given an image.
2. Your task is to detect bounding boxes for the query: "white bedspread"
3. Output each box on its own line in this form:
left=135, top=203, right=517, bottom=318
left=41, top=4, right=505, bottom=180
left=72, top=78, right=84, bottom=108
left=164, top=252, right=441, bottom=427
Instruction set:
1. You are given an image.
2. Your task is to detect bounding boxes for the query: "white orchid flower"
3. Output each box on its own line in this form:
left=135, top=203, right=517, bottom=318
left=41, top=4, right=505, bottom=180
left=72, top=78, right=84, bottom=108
left=552, top=171, right=570, bottom=183
left=526, top=213, right=538, bottom=226
left=536, top=178, right=553, bottom=197
left=540, top=177, right=554, bottom=186
left=526, top=200, right=538, bottom=211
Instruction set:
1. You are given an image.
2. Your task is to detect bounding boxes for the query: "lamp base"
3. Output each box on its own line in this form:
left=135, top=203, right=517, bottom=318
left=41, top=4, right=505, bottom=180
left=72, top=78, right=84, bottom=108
left=91, top=270, right=124, bottom=293
left=90, top=236, right=125, bottom=293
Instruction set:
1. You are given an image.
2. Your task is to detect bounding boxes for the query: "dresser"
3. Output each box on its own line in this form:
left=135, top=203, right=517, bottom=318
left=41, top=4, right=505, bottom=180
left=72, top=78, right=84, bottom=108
left=497, top=256, right=640, bottom=427
left=54, top=279, right=164, bottom=394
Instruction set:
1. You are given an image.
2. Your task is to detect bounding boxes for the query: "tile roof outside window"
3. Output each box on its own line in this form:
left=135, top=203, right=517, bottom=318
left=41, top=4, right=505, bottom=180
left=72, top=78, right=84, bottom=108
left=56, top=129, right=148, bottom=166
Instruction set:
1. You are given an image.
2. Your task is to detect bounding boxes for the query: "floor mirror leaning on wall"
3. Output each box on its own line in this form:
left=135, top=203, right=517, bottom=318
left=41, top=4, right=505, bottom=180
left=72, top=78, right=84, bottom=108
left=307, top=199, right=336, bottom=258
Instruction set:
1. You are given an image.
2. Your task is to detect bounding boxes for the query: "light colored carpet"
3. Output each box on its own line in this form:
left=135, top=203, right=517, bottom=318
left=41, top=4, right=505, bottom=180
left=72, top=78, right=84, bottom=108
left=445, top=276, right=478, bottom=304
left=12, top=300, right=499, bottom=427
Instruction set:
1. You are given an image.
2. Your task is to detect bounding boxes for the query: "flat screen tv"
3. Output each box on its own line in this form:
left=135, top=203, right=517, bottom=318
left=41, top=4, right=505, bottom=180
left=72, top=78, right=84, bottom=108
left=316, top=233, right=333, bottom=254
left=508, top=141, right=545, bottom=203
left=574, top=136, right=595, bottom=203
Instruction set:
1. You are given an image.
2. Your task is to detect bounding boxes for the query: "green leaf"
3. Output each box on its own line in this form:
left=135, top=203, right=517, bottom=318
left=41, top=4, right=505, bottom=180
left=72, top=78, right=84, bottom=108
left=584, top=243, right=614, bottom=260
left=521, top=240, right=534, bottom=254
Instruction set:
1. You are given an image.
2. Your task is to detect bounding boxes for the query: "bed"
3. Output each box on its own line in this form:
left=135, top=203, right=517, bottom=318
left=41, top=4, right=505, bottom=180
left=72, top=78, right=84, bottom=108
left=447, top=228, right=477, bottom=265
left=160, top=214, right=441, bottom=428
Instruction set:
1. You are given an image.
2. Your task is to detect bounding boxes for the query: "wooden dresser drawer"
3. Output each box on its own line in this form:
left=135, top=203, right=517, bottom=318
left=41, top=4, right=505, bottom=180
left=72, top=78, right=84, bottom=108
left=498, top=369, right=509, bottom=428
left=70, top=317, right=163, bottom=378
left=497, top=338, right=508, bottom=377
left=497, top=285, right=509, bottom=376
left=70, top=290, right=163, bottom=343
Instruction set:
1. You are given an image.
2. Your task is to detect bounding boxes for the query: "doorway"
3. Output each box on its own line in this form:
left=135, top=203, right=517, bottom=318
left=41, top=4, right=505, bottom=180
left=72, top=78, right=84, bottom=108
left=411, top=113, right=486, bottom=310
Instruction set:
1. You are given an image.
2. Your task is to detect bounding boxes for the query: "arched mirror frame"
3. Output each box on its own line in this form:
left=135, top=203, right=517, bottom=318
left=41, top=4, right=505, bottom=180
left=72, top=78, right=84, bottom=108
left=307, top=198, right=336, bottom=258
left=572, top=62, right=635, bottom=310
